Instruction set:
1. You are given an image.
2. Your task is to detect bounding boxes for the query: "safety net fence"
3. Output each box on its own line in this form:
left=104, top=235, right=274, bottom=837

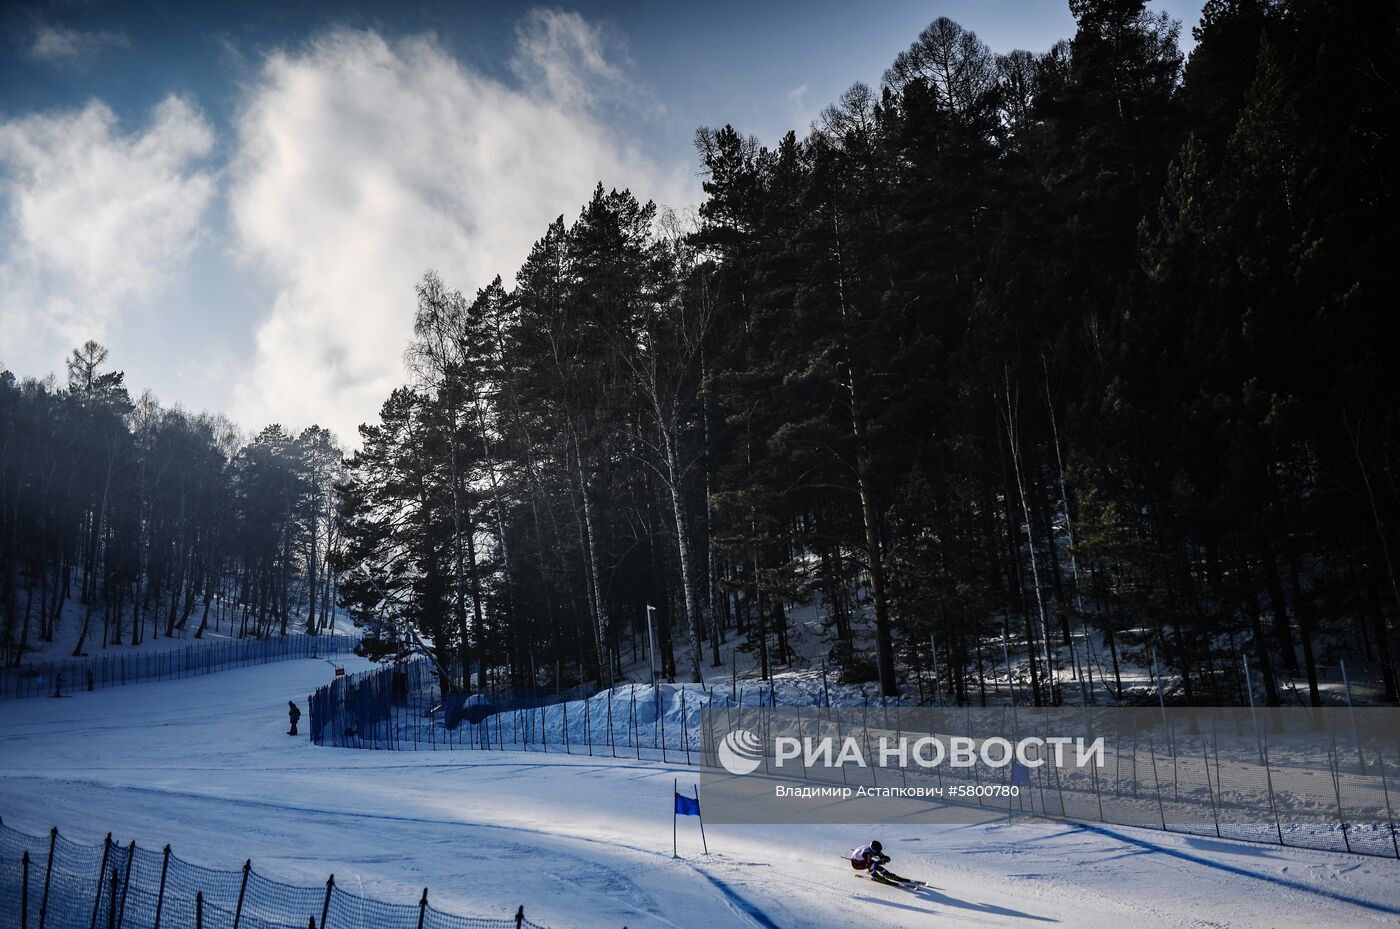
left=0, top=818, right=548, bottom=929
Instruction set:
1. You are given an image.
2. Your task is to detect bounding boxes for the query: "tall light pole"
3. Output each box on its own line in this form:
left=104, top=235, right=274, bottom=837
left=645, top=604, right=659, bottom=688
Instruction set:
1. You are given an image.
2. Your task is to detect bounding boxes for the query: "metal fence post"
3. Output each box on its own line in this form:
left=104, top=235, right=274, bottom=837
left=1090, top=742, right=1105, bottom=823
left=1377, top=751, right=1399, bottom=859
left=117, top=842, right=134, bottom=929
left=233, top=860, right=250, bottom=929
left=1261, top=736, right=1285, bottom=845
left=1203, top=740, right=1221, bottom=838
left=152, top=846, right=170, bottom=929
left=38, top=827, right=55, bottom=929
left=90, top=834, right=112, bottom=929
left=321, top=874, right=333, bottom=929
left=1148, top=739, right=1166, bottom=831
left=862, top=704, right=876, bottom=788
left=683, top=687, right=691, bottom=765
left=107, top=868, right=118, bottom=929
left=416, top=889, right=427, bottom=929
left=1329, top=750, right=1352, bottom=853
left=1340, top=660, right=1366, bottom=775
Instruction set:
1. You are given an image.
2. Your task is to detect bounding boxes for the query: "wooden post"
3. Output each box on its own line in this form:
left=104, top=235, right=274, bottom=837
left=20, top=850, right=28, bottom=929
left=416, top=889, right=427, bottom=929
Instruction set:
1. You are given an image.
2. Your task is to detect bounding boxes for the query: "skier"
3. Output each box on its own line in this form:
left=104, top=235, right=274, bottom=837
left=287, top=700, right=302, bottom=736
left=849, top=840, right=893, bottom=882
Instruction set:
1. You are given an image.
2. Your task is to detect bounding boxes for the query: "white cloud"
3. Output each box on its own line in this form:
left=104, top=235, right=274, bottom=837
left=227, top=21, right=686, bottom=445
left=0, top=97, right=214, bottom=374
left=29, top=25, right=129, bottom=69
left=509, top=8, right=632, bottom=111
left=786, top=83, right=815, bottom=132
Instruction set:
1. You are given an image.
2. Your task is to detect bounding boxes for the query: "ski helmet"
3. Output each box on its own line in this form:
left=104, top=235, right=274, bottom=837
left=870, top=840, right=882, bottom=852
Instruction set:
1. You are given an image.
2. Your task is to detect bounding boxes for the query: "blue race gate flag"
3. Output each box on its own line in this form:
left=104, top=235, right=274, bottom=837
left=1011, top=761, right=1031, bottom=785
left=673, top=779, right=708, bottom=857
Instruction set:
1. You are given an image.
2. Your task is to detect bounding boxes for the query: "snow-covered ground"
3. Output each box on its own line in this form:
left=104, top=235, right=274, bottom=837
left=3, top=658, right=1399, bottom=929
left=9, top=594, right=355, bottom=666
left=607, top=591, right=1396, bottom=709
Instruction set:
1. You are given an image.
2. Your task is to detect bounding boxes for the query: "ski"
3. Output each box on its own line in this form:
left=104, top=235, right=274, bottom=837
left=853, top=873, right=923, bottom=889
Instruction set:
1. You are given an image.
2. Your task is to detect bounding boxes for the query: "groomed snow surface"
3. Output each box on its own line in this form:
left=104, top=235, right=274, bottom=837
left=2, top=656, right=1399, bottom=929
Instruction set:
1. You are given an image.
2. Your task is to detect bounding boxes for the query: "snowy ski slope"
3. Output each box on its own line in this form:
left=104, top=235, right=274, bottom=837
left=2, top=656, right=1398, bottom=928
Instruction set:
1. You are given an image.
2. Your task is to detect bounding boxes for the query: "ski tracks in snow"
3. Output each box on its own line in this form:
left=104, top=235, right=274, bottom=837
left=0, top=773, right=782, bottom=929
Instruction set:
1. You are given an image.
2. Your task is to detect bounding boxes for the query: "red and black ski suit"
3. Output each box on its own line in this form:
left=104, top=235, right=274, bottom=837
left=850, top=846, right=891, bottom=879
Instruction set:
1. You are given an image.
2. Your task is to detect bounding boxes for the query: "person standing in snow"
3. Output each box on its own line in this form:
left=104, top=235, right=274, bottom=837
left=849, top=840, right=892, bottom=881
left=287, top=700, right=302, bottom=736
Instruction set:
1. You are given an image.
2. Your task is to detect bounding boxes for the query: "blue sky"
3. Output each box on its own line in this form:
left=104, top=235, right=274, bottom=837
left=0, top=1, right=1204, bottom=444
